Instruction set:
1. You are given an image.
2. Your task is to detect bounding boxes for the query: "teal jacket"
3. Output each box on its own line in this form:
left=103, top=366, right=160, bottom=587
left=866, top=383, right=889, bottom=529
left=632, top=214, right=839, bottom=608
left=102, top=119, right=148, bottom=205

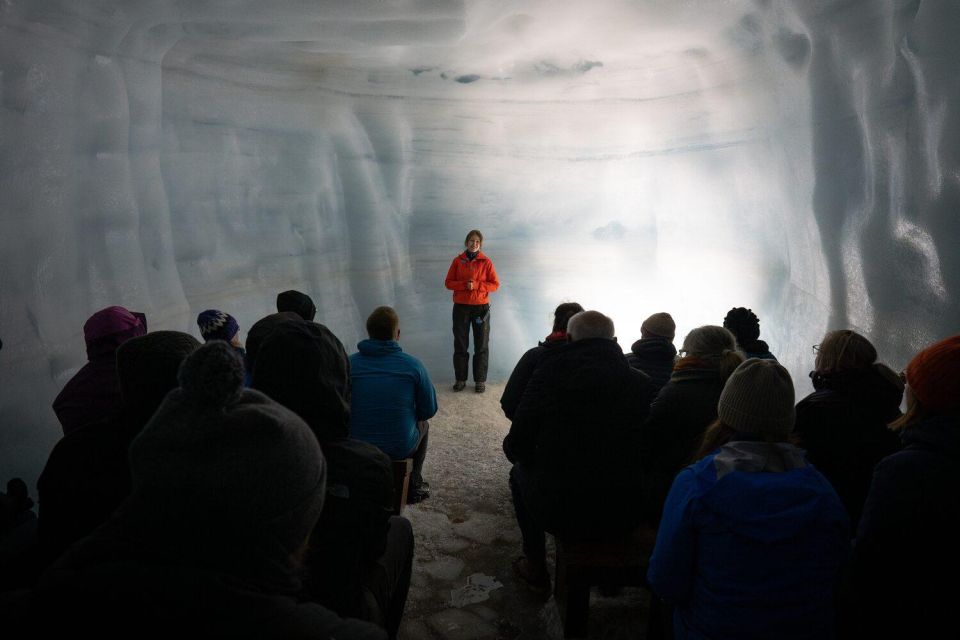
left=348, top=340, right=437, bottom=458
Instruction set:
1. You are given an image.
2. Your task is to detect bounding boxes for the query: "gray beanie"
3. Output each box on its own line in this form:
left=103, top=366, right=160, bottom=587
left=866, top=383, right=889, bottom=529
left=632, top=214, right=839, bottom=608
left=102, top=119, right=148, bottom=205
left=717, top=358, right=795, bottom=438
left=641, top=312, right=676, bottom=340
left=129, top=341, right=326, bottom=558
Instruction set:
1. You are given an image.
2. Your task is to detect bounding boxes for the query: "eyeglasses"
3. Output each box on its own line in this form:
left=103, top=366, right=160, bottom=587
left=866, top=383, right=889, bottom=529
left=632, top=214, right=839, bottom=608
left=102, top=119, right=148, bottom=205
left=811, top=344, right=820, bottom=354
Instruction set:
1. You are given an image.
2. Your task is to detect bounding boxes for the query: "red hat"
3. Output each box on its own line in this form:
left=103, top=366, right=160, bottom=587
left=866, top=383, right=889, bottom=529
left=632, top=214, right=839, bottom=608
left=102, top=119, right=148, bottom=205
left=905, top=335, right=960, bottom=413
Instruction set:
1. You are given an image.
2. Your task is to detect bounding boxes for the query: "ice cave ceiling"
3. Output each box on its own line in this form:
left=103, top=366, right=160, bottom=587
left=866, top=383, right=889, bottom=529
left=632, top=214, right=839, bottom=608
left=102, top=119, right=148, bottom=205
left=1, top=0, right=958, bottom=484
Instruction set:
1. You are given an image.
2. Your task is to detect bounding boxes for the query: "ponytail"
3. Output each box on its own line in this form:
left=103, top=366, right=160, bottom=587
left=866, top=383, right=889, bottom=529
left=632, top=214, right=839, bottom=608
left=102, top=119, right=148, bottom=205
left=717, top=348, right=746, bottom=383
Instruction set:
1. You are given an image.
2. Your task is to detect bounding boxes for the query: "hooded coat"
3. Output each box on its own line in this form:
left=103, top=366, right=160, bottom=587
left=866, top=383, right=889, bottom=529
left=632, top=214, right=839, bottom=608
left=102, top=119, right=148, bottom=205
left=852, top=415, right=960, bottom=637
left=626, top=336, right=677, bottom=393
left=349, top=339, right=438, bottom=459
left=52, top=306, right=146, bottom=434
left=502, top=338, right=654, bottom=538
left=794, top=366, right=902, bottom=528
left=648, top=441, right=850, bottom=640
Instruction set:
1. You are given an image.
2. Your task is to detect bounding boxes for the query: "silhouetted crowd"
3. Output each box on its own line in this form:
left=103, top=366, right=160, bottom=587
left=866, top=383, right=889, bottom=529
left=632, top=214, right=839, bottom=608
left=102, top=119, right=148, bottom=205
left=0, top=297, right=957, bottom=640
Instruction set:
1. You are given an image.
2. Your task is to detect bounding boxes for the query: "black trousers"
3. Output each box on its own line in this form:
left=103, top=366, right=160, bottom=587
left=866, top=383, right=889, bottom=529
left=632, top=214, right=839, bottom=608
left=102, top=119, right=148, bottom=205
left=452, top=303, right=490, bottom=382
left=406, top=421, right=429, bottom=490
left=360, top=516, right=415, bottom=640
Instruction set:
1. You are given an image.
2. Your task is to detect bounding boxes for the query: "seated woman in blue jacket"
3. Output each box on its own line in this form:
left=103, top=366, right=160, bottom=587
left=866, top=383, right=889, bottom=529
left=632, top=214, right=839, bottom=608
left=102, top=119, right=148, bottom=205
left=647, top=359, right=851, bottom=640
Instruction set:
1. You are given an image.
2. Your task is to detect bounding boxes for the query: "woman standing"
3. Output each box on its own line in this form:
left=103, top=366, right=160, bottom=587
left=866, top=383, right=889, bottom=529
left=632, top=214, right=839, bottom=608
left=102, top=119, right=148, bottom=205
left=444, top=230, right=499, bottom=393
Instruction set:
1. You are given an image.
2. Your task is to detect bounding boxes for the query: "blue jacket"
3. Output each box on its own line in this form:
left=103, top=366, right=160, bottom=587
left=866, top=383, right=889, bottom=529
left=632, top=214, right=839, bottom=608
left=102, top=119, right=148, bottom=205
left=348, top=340, right=438, bottom=459
left=647, top=441, right=850, bottom=640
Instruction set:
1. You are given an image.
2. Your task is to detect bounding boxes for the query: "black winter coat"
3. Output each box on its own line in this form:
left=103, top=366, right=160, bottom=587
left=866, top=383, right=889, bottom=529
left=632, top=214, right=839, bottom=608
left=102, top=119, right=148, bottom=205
left=642, top=363, right=726, bottom=522
left=626, top=337, right=676, bottom=393
left=503, top=338, right=655, bottom=536
left=500, top=335, right=567, bottom=421
left=852, top=415, right=960, bottom=638
left=794, top=366, right=902, bottom=528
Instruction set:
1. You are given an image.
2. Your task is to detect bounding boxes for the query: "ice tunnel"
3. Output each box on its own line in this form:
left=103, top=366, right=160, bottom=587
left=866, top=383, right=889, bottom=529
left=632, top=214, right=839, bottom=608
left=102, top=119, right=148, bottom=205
left=1, top=0, right=958, bottom=486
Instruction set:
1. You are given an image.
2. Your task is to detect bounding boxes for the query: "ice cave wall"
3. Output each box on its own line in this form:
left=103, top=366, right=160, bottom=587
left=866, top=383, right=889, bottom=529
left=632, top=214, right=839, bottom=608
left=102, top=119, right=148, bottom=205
left=1, top=0, right=958, bottom=487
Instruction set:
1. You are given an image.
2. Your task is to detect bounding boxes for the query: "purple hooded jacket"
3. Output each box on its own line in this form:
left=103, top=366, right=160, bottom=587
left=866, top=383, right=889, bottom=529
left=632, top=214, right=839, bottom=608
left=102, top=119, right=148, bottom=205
left=52, top=306, right=146, bottom=435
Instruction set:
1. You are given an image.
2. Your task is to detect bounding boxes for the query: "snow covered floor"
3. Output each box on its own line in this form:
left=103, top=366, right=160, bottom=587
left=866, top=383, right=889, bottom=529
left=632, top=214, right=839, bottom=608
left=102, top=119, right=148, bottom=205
left=400, top=383, right=648, bottom=640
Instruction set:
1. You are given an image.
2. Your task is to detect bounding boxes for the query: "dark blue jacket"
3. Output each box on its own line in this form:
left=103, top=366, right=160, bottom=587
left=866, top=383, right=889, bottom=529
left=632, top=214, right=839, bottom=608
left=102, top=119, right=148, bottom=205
left=852, top=415, right=960, bottom=637
left=648, top=441, right=850, bottom=640
left=348, top=340, right=437, bottom=459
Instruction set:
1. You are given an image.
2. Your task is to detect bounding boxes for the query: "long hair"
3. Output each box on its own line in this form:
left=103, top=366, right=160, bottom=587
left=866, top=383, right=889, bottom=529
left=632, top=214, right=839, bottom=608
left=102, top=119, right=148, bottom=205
left=681, top=325, right=745, bottom=382
left=889, top=387, right=930, bottom=432
left=695, top=418, right=795, bottom=461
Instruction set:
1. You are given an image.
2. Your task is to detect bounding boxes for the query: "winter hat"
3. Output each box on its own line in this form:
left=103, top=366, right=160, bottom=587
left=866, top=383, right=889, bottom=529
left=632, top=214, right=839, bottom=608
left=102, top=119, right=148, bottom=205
left=116, top=331, right=201, bottom=431
left=245, top=311, right=303, bottom=371
left=641, top=312, right=676, bottom=340
left=129, top=342, right=326, bottom=560
left=196, top=309, right=239, bottom=343
left=905, top=334, right=960, bottom=413
left=718, top=358, right=795, bottom=438
left=252, top=319, right=351, bottom=444
left=277, top=290, right=317, bottom=322
left=83, top=306, right=147, bottom=359
left=723, top=307, right=761, bottom=345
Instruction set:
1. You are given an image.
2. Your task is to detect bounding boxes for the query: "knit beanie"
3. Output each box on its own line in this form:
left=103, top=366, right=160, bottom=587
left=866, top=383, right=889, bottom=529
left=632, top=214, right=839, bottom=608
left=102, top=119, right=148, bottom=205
left=641, top=312, right=676, bottom=340
left=129, top=342, right=326, bottom=560
left=252, top=320, right=351, bottom=443
left=116, top=331, right=201, bottom=431
left=905, top=334, right=960, bottom=413
left=196, top=309, right=239, bottom=343
left=276, top=290, right=317, bottom=322
left=718, top=358, right=795, bottom=438
left=83, top=306, right=147, bottom=359
left=723, top=307, right=761, bottom=344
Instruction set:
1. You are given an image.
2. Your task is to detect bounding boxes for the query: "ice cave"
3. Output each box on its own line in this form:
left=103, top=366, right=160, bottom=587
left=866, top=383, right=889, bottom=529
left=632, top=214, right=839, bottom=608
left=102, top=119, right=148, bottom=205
left=2, top=0, right=959, bottom=526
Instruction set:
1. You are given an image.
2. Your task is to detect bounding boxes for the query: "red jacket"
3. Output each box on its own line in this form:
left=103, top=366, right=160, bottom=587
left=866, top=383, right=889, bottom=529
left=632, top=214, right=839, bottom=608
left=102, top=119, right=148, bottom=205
left=445, top=251, right=500, bottom=305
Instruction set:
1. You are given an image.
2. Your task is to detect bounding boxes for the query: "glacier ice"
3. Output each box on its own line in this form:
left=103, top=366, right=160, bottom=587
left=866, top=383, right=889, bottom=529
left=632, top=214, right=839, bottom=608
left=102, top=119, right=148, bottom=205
left=1, top=0, right=958, bottom=487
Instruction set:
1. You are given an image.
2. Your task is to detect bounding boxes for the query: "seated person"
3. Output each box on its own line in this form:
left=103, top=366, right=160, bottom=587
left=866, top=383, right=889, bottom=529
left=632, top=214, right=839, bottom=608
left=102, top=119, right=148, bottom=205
left=500, top=302, right=583, bottom=421
left=349, top=306, right=438, bottom=504
left=504, top=310, right=655, bottom=590
left=252, top=317, right=413, bottom=640
left=626, top=312, right=677, bottom=394
left=277, top=289, right=317, bottom=321
left=53, top=306, right=146, bottom=435
left=26, top=342, right=385, bottom=639
left=38, top=331, right=200, bottom=568
left=722, top=307, right=777, bottom=360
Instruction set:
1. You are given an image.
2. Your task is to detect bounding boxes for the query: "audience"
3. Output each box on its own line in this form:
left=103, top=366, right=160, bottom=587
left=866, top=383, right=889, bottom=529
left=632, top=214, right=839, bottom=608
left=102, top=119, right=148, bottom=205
left=626, top=311, right=678, bottom=394
left=252, top=317, right=412, bottom=640
left=349, top=306, right=437, bottom=504
left=643, top=325, right=745, bottom=522
left=38, top=331, right=200, bottom=569
left=500, top=301, right=584, bottom=421
left=13, top=293, right=950, bottom=637
left=503, top=310, right=655, bottom=591
left=722, top=307, right=776, bottom=360
left=29, top=342, right=386, bottom=638
left=852, top=334, right=960, bottom=638
left=648, top=359, right=850, bottom=640
left=793, top=329, right=903, bottom=527
left=52, top=306, right=146, bottom=434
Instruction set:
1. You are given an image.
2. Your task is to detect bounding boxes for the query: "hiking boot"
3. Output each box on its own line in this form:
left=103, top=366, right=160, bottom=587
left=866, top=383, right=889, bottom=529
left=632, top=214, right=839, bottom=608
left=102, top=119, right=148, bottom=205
left=407, top=485, right=431, bottom=504
left=475, top=382, right=486, bottom=393
left=453, top=380, right=466, bottom=392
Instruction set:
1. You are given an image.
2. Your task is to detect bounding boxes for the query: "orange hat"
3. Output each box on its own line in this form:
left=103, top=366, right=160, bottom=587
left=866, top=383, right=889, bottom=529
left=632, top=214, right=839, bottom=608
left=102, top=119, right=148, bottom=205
left=905, top=335, right=960, bottom=413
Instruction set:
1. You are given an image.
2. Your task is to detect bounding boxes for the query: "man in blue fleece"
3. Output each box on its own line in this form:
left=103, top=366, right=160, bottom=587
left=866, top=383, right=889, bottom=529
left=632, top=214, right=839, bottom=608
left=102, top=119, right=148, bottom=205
left=350, top=306, right=438, bottom=503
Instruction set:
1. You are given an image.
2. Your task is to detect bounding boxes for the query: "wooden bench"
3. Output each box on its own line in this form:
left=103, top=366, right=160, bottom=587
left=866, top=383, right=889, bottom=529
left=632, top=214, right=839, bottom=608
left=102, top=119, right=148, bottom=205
left=553, top=525, right=657, bottom=638
left=391, top=458, right=413, bottom=514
